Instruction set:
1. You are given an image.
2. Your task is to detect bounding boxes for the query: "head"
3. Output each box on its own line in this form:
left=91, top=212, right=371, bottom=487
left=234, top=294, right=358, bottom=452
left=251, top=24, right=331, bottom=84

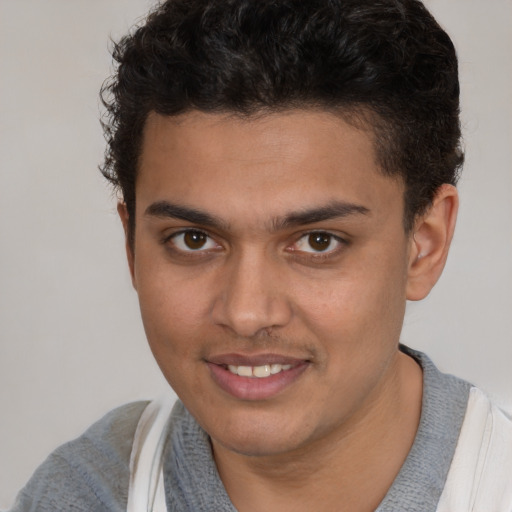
left=100, top=0, right=463, bottom=246
left=99, top=0, right=462, bottom=461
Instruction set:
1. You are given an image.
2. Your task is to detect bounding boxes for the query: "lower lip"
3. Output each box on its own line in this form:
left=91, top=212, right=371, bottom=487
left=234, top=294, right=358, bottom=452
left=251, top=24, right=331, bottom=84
left=207, top=362, right=309, bottom=401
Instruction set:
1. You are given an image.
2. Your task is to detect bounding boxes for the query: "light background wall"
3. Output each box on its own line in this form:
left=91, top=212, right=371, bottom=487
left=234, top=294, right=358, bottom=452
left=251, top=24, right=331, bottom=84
left=0, top=0, right=510, bottom=508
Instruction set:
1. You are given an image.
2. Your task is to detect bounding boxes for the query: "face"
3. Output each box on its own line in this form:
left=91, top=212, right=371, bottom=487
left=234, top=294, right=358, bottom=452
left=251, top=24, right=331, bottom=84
left=128, top=109, right=415, bottom=457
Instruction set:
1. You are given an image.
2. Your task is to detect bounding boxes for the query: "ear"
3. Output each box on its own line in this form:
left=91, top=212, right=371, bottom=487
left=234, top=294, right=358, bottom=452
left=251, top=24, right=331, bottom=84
left=117, top=202, right=137, bottom=290
left=406, top=184, right=459, bottom=301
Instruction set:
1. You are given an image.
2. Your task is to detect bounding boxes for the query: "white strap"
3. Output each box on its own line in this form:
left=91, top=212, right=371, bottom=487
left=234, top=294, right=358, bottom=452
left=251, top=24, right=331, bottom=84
left=127, top=397, right=176, bottom=512
left=437, top=387, right=512, bottom=511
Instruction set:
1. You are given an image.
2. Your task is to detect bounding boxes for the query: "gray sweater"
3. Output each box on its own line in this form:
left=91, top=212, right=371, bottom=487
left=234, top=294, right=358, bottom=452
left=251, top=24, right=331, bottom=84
left=10, top=347, right=471, bottom=511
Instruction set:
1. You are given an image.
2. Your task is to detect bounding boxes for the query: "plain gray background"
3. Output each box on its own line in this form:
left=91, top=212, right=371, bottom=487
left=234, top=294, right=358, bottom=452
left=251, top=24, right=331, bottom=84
left=1, top=0, right=511, bottom=508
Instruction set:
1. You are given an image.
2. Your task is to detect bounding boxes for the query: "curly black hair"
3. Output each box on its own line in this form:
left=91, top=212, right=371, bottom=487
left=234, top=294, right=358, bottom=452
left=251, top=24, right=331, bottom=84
left=100, top=0, right=463, bottom=241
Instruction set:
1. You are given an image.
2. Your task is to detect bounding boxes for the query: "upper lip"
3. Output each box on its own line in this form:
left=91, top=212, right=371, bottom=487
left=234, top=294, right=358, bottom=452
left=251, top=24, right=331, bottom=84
left=206, top=353, right=308, bottom=367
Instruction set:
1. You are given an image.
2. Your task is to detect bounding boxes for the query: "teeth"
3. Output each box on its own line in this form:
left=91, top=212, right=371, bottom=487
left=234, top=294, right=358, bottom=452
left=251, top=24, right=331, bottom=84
left=236, top=366, right=253, bottom=377
left=227, top=363, right=293, bottom=378
left=253, top=365, right=271, bottom=378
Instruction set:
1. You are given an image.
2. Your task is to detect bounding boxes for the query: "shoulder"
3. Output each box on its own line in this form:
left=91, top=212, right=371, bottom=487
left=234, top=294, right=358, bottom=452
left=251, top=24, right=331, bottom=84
left=9, top=401, right=149, bottom=512
left=438, top=387, right=512, bottom=511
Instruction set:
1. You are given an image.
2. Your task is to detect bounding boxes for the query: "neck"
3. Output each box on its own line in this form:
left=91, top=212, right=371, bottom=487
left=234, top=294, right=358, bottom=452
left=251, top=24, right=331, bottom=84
left=212, top=351, right=423, bottom=512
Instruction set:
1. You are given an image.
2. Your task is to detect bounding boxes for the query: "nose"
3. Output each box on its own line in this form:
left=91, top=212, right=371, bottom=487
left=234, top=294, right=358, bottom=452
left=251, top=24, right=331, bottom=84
left=211, top=250, right=293, bottom=338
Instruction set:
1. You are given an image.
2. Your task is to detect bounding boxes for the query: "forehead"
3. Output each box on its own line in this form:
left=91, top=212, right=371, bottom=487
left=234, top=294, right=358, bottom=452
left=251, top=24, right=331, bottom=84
left=136, top=109, right=404, bottom=228
left=140, top=109, right=374, bottom=168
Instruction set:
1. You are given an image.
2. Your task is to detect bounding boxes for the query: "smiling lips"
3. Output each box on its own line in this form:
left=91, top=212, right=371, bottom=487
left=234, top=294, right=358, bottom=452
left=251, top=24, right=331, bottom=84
left=206, top=354, right=309, bottom=400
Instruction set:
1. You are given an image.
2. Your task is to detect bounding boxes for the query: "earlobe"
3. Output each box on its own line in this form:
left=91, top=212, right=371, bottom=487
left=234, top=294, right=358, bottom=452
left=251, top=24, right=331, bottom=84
left=117, top=202, right=137, bottom=290
left=406, top=184, right=459, bottom=301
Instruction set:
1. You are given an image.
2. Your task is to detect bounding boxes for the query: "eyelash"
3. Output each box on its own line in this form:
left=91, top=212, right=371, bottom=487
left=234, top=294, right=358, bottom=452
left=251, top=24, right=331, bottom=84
left=162, top=229, right=220, bottom=255
left=161, top=228, right=348, bottom=261
left=288, top=231, right=347, bottom=260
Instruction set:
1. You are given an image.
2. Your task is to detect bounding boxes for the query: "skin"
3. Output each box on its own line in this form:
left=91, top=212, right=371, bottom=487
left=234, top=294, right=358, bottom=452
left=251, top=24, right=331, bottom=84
left=119, top=109, right=458, bottom=511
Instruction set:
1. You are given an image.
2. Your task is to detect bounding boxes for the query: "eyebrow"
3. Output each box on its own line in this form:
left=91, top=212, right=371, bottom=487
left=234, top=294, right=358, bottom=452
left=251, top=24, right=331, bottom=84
left=272, top=201, right=370, bottom=230
left=144, top=200, right=370, bottom=231
left=145, top=201, right=229, bottom=230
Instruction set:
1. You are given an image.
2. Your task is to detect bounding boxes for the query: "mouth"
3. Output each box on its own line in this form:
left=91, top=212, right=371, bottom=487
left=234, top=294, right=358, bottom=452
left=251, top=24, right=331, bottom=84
left=206, top=354, right=310, bottom=400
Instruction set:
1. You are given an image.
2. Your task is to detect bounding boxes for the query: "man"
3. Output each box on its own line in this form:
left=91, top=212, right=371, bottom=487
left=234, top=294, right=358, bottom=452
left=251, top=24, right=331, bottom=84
left=9, top=0, right=512, bottom=511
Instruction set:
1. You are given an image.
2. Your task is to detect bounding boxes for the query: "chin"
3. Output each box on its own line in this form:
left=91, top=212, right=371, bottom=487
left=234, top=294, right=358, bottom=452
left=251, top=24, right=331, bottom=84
left=207, top=411, right=316, bottom=458
left=216, top=431, right=303, bottom=458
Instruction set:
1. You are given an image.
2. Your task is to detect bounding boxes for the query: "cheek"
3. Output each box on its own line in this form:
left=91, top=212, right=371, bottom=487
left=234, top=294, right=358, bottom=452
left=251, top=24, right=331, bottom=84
left=135, top=270, right=214, bottom=399
left=294, top=253, right=408, bottom=354
left=135, top=262, right=212, bottom=355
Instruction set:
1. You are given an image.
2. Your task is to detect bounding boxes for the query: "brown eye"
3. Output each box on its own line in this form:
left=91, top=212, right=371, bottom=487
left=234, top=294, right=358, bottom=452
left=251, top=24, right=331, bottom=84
left=170, top=230, right=218, bottom=252
left=293, top=231, right=343, bottom=255
left=183, top=231, right=208, bottom=250
left=308, top=233, right=332, bottom=252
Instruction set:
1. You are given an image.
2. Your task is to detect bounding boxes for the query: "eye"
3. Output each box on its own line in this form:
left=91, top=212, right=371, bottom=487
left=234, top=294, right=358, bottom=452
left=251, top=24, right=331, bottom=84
left=293, top=232, right=343, bottom=253
left=169, top=230, right=219, bottom=252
